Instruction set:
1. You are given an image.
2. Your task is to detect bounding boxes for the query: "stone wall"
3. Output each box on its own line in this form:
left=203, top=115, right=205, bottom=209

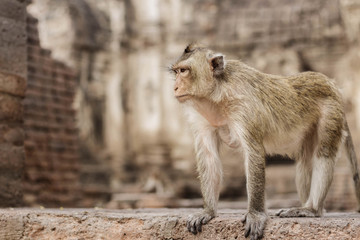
left=0, top=0, right=27, bottom=207
left=23, top=14, right=81, bottom=207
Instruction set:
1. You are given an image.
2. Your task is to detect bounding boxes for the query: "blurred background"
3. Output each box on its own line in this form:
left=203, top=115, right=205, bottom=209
left=3, top=0, right=359, bottom=211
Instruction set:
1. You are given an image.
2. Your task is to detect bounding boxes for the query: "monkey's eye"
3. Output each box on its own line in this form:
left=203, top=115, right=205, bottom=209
left=179, top=68, right=189, bottom=75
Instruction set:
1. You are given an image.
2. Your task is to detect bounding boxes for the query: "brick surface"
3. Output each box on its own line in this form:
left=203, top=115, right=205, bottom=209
left=0, top=0, right=26, bottom=208
left=0, top=71, right=26, bottom=97
left=0, top=94, right=23, bottom=121
left=0, top=124, right=24, bottom=146
left=0, top=0, right=25, bottom=21
left=0, top=145, right=24, bottom=169
left=23, top=14, right=80, bottom=207
left=0, top=17, right=27, bottom=77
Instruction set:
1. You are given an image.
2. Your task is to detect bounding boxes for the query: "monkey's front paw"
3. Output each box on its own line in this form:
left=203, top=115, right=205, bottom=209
left=241, top=211, right=267, bottom=240
left=187, top=211, right=214, bottom=234
left=276, top=207, right=317, bottom=217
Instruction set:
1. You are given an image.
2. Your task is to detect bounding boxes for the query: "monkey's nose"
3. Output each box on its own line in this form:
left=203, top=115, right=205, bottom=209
left=174, top=87, right=179, bottom=92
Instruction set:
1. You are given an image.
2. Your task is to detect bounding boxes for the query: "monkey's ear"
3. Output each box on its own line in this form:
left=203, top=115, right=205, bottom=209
left=210, top=55, right=225, bottom=77
left=184, top=42, right=203, bottom=53
left=184, top=45, right=192, bottom=53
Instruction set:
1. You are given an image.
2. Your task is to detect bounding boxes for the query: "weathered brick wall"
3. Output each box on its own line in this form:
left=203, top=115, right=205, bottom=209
left=28, top=0, right=360, bottom=210
left=0, top=0, right=27, bottom=207
left=23, top=15, right=81, bottom=207
left=28, top=0, right=113, bottom=207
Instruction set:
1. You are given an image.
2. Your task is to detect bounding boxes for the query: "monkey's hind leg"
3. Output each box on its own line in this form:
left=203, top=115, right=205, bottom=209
left=277, top=153, right=336, bottom=217
left=278, top=108, right=342, bottom=218
left=277, top=132, right=317, bottom=217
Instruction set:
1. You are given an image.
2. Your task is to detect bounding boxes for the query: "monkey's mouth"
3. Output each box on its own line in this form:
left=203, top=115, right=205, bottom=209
left=175, top=94, right=190, bottom=102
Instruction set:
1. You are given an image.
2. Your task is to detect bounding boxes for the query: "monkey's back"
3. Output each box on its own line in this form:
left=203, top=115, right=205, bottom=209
left=233, top=66, right=344, bottom=141
left=260, top=70, right=344, bottom=118
left=286, top=72, right=341, bottom=102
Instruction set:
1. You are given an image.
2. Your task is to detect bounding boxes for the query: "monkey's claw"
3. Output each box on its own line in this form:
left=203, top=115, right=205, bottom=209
left=186, top=212, right=214, bottom=234
left=276, top=207, right=317, bottom=217
left=242, top=211, right=267, bottom=240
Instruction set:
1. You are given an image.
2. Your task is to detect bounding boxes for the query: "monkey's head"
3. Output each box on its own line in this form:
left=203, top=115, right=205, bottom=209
left=171, top=43, right=225, bottom=103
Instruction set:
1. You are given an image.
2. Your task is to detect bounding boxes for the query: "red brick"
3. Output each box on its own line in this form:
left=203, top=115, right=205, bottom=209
left=0, top=94, right=23, bottom=121
left=0, top=144, right=24, bottom=169
left=24, top=14, right=80, bottom=207
left=0, top=71, right=26, bottom=97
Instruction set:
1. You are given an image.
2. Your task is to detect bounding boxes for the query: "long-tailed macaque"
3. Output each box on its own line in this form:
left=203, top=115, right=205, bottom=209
left=171, top=43, right=360, bottom=240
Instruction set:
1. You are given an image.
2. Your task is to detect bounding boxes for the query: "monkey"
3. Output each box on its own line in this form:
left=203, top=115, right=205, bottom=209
left=170, top=43, right=360, bottom=240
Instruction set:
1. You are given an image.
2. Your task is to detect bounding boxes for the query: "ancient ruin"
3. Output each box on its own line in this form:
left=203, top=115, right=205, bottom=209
left=0, top=0, right=360, bottom=221
left=1, top=0, right=360, bottom=239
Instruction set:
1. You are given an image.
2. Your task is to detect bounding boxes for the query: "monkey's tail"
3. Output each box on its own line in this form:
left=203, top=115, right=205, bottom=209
left=344, top=121, right=360, bottom=212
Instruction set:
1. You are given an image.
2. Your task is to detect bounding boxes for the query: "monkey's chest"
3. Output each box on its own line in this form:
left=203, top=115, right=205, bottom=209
left=193, top=100, right=228, bottom=127
left=203, top=114, right=228, bottom=127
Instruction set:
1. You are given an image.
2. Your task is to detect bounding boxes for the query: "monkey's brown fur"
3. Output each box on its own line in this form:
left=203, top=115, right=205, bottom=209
left=171, top=43, right=360, bottom=240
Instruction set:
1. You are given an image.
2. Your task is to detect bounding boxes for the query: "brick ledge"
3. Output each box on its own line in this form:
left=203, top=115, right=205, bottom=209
left=0, top=208, right=359, bottom=239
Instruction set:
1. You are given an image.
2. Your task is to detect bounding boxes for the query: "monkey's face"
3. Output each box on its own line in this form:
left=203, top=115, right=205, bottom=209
left=171, top=44, right=225, bottom=103
left=172, top=65, right=192, bottom=102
